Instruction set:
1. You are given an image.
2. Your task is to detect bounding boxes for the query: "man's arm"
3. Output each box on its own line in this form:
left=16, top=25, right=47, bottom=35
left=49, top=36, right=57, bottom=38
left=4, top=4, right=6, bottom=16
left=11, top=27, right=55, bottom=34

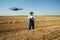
left=28, top=16, right=30, bottom=20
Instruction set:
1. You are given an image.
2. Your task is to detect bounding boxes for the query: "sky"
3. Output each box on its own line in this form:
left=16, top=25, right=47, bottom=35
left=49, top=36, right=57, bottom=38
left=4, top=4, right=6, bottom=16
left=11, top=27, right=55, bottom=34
left=0, top=0, right=60, bottom=16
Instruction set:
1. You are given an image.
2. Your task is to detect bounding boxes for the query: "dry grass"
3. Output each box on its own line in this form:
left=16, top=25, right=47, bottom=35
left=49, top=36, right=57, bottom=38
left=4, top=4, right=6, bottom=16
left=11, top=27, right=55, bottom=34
left=0, top=16, right=60, bottom=40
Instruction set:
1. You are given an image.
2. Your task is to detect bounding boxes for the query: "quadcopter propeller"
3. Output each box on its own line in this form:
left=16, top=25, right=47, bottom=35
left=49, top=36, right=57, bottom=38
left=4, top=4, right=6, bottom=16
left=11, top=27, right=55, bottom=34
left=9, top=7, right=23, bottom=11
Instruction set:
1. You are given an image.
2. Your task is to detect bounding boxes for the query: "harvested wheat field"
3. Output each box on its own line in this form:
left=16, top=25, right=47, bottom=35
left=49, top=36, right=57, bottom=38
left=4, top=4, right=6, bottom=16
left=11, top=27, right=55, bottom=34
left=0, top=16, right=60, bottom=40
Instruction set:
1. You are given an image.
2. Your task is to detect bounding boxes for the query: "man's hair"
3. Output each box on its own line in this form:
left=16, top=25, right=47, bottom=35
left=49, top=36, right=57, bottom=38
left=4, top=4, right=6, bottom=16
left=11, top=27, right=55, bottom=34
left=29, top=11, right=33, bottom=14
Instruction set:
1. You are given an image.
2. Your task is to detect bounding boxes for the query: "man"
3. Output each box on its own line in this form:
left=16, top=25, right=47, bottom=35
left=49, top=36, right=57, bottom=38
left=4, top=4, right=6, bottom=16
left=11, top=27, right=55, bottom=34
left=28, top=11, right=35, bottom=30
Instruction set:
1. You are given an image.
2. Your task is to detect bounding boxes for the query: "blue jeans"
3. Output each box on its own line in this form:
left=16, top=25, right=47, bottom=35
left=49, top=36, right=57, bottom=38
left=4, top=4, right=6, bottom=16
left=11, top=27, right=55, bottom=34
left=28, top=20, right=34, bottom=30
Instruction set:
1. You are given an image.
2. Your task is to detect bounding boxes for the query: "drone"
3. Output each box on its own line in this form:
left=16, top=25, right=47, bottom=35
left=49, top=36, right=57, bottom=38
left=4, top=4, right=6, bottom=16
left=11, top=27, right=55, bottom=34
left=9, top=7, right=23, bottom=11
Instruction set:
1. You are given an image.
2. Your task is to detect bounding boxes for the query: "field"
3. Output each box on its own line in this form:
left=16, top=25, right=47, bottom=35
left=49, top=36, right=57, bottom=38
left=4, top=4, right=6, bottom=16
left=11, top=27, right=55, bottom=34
left=0, top=16, right=60, bottom=40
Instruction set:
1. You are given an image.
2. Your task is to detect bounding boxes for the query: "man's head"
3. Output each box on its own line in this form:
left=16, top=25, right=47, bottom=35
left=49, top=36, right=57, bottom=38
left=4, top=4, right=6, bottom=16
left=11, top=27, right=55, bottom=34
left=29, top=11, right=33, bottom=15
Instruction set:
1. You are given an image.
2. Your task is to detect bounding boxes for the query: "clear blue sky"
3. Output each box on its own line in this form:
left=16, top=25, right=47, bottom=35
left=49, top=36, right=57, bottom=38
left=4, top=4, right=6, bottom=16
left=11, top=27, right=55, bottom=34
left=0, top=0, right=60, bottom=16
